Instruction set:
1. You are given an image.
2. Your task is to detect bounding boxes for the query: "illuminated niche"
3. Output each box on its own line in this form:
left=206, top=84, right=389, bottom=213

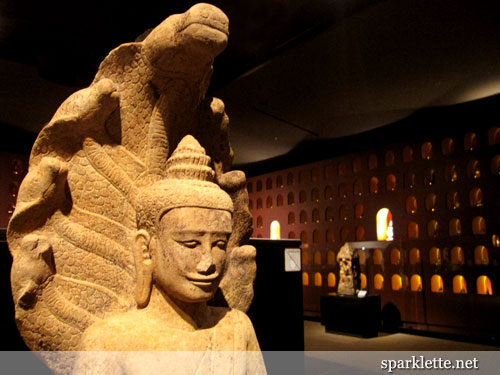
left=374, top=274, right=384, bottom=290
left=477, top=276, right=493, bottom=295
left=360, top=273, right=367, bottom=289
left=451, top=246, right=464, bottom=265
left=429, top=247, right=441, bottom=266
left=327, top=273, right=336, bottom=288
left=431, top=274, right=444, bottom=293
left=391, top=274, right=403, bottom=291
left=453, top=275, right=467, bottom=294
left=390, top=248, right=400, bottom=265
left=411, top=274, right=423, bottom=292
left=409, top=248, right=421, bottom=265
left=314, top=272, right=322, bottom=287
left=474, top=246, right=489, bottom=265
left=373, top=249, right=383, bottom=265
left=376, top=208, right=394, bottom=241
left=302, top=272, right=309, bottom=286
left=472, top=216, right=487, bottom=235
left=270, top=220, right=280, bottom=239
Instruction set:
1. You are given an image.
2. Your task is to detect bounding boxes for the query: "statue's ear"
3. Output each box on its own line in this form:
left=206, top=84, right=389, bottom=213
left=133, top=229, right=153, bottom=308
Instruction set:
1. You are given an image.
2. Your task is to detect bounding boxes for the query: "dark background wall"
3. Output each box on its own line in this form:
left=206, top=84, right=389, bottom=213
left=247, top=94, right=500, bottom=341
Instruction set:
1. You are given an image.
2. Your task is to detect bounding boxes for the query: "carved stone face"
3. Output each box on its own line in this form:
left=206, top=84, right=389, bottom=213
left=153, top=207, right=232, bottom=303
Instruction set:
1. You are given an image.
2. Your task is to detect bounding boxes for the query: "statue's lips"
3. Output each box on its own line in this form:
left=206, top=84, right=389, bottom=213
left=186, top=273, right=220, bottom=286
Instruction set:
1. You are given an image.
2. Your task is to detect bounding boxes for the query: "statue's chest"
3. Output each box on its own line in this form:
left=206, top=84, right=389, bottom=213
left=147, top=323, right=239, bottom=351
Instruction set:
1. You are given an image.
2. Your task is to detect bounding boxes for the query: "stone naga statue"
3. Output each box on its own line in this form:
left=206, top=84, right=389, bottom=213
left=7, top=3, right=261, bottom=366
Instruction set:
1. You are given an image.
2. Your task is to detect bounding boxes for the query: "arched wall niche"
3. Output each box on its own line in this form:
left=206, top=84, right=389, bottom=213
left=314, top=272, right=322, bottom=287
left=302, top=272, right=309, bottom=286
left=411, top=274, right=422, bottom=292
left=374, top=274, right=384, bottom=290
left=453, top=275, right=467, bottom=294
left=327, top=273, right=336, bottom=288
left=431, top=274, right=444, bottom=293
left=392, top=274, right=403, bottom=291
left=270, top=220, right=280, bottom=239
left=376, top=208, right=394, bottom=241
left=477, top=275, right=493, bottom=295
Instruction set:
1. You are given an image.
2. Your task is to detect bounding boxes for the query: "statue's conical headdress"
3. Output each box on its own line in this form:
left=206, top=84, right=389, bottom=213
left=136, top=135, right=233, bottom=234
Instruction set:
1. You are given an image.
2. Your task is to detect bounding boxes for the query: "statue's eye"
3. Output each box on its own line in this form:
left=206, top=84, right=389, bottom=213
left=182, top=241, right=199, bottom=249
left=213, top=240, right=227, bottom=250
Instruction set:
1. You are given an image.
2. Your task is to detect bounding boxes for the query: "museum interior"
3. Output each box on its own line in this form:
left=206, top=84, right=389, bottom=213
left=2, top=0, right=500, bottom=352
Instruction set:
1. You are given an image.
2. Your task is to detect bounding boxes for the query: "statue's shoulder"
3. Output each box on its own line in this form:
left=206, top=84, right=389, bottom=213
left=227, top=307, right=253, bottom=325
left=209, top=306, right=251, bottom=325
left=213, top=307, right=257, bottom=337
left=78, top=310, right=145, bottom=350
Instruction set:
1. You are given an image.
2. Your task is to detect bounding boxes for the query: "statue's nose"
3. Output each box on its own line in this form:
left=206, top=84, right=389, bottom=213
left=196, top=246, right=216, bottom=275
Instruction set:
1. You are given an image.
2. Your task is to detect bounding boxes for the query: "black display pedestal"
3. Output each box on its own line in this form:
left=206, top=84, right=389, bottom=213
left=247, top=238, right=304, bottom=351
left=320, top=294, right=381, bottom=338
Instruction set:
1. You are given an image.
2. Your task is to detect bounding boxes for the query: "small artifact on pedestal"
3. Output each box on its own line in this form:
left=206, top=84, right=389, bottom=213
left=7, top=3, right=265, bottom=374
left=336, top=243, right=360, bottom=296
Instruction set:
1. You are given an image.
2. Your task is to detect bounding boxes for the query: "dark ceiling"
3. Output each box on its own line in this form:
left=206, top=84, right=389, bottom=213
left=2, top=0, right=500, bottom=168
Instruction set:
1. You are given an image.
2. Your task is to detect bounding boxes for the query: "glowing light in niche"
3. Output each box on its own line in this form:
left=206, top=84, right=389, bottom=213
left=411, top=274, right=423, bottom=292
left=360, top=273, right=367, bottom=289
left=374, top=274, right=384, bottom=290
left=270, top=220, right=280, bottom=239
left=477, top=275, right=493, bottom=295
left=431, top=274, right=444, bottom=293
left=314, top=272, right=322, bottom=287
left=391, top=274, right=403, bottom=291
left=376, top=208, right=394, bottom=241
left=453, top=275, right=467, bottom=294
left=327, top=273, right=336, bottom=287
left=302, top=272, right=309, bottom=286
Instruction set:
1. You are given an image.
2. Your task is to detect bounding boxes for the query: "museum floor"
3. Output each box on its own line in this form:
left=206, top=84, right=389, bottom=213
left=303, top=320, right=500, bottom=351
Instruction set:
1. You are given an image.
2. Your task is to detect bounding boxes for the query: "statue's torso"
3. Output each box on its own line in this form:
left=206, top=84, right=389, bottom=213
left=75, top=307, right=265, bottom=374
left=79, top=306, right=259, bottom=351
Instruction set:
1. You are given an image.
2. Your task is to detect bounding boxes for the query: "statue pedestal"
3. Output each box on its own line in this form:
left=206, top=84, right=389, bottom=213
left=247, top=238, right=304, bottom=351
left=320, top=295, right=380, bottom=338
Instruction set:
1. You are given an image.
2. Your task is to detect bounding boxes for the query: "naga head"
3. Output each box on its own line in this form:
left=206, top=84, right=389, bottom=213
left=142, top=3, right=229, bottom=92
left=134, top=135, right=233, bottom=307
